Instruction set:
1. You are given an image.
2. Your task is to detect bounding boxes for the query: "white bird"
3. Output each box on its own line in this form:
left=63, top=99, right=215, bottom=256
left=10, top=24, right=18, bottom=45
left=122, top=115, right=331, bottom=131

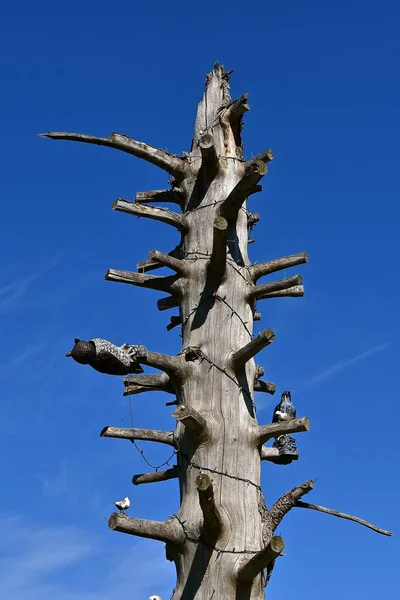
left=114, top=496, right=130, bottom=513
left=149, top=596, right=162, bottom=600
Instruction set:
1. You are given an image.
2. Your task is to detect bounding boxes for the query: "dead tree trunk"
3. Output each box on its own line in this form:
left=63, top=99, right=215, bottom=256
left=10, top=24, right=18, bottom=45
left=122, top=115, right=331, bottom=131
left=42, top=63, right=392, bottom=599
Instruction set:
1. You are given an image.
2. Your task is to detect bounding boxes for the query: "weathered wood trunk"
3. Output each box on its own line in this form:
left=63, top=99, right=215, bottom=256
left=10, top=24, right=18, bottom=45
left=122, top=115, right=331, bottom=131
left=42, top=61, right=392, bottom=600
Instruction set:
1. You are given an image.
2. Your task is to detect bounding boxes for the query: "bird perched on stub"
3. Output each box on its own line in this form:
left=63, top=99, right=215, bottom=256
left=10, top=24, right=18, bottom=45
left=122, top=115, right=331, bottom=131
left=272, top=390, right=296, bottom=423
left=66, top=338, right=145, bottom=375
left=114, top=496, right=130, bottom=513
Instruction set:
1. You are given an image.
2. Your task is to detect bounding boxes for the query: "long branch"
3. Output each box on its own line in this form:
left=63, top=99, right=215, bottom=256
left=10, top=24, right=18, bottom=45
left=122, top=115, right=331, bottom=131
left=248, top=275, right=302, bottom=301
left=237, top=536, right=285, bottom=584
left=112, top=200, right=189, bottom=233
left=108, top=513, right=183, bottom=544
left=269, top=480, right=315, bottom=530
left=258, top=417, right=310, bottom=444
left=39, top=132, right=186, bottom=178
left=257, top=285, right=304, bottom=299
left=132, top=466, right=179, bottom=486
left=123, top=373, right=174, bottom=396
left=135, top=188, right=184, bottom=208
left=100, top=426, right=176, bottom=447
left=250, top=252, right=308, bottom=282
left=295, top=501, right=394, bottom=537
left=231, top=328, right=275, bottom=371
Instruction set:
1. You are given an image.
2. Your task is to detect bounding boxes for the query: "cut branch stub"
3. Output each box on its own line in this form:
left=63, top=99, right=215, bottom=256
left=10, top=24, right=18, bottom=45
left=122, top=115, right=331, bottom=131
left=254, top=380, right=276, bottom=395
left=224, top=93, right=250, bottom=122
left=112, top=199, right=189, bottom=233
left=237, top=536, right=285, bottom=585
left=208, top=216, right=228, bottom=282
left=135, top=188, right=184, bottom=208
left=220, top=160, right=267, bottom=222
left=108, top=513, right=184, bottom=545
left=123, top=373, right=173, bottom=396
left=132, top=466, right=179, bottom=486
left=250, top=251, right=308, bottom=283
left=39, top=131, right=186, bottom=178
left=100, top=426, right=176, bottom=446
left=196, top=473, right=223, bottom=544
left=258, top=285, right=304, bottom=299
left=231, top=328, right=275, bottom=371
left=148, top=249, right=187, bottom=276
left=248, top=274, right=302, bottom=301
left=137, top=245, right=182, bottom=274
left=172, top=405, right=208, bottom=442
left=258, top=417, right=310, bottom=445
left=246, top=148, right=274, bottom=167
left=157, top=295, right=179, bottom=311
left=199, top=133, right=219, bottom=176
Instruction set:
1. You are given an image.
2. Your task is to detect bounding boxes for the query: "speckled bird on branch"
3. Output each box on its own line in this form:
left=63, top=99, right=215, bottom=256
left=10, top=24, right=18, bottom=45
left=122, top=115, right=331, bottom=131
left=66, top=338, right=145, bottom=375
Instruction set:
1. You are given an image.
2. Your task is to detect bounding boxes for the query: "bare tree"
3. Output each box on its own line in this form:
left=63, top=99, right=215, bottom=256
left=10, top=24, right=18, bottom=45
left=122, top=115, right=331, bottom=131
left=41, top=63, right=392, bottom=600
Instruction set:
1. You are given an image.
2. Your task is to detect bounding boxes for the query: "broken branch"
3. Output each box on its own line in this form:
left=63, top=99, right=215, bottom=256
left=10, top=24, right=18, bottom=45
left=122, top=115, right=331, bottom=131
left=231, top=328, right=275, bottom=371
left=108, top=513, right=183, bottom=544
left=250, top=251, right=308, bottom=282
left=196, top=474, right=223, bottom=543
left=258, top=417, right=310, bottom=444
left=295, top=501, right=394, bottom=537
left=39, top=132, right=186, bottom=178
left=220, top=161, right=267, bottom=221
left=246, top=149, right=274, bottom=166
left=224, top=94, right=250, bottom=122
left=132, top=466, right=179, bottom=486
left=123, top=373, right=174, bottom=396
left=248, top=275, right=302, bottom=301
left=237, top=536, right=285, bottom=584
left=100, top=426, right=176, bottom=447
left=112, top=199, right=189, bottom=233
left=270, top=480, right=315, bottom=530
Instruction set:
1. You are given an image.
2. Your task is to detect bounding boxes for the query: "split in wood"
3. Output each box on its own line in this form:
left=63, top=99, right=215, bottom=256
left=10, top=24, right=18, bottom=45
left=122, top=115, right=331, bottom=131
left=219, top=161, right=267, bottom=222
left=112, top=199, right=189, bottom=233
left=108, top=513, right=184, bottom=544
left=250, top=251, right=308, bottom=283
left=258, top=417, right=310, bottom=444
left=248, top=274, right=302, bottom=301
left=132, top=466, right=179, bottom=486
left=208, top=217, right=228, bottom=282
left=196, top=474, right=223, bottom=544
left=123, top=373, right=174, bottom=396
left=231, top=328, right=275, bottom=371
left=100, top=426, right=176, bottom=447
left=148, top=250, right=187, bottom=276
left=39, top=131, right=186, bottom=179
left=199, top=133, right=219, bottom=176
left=105, top=268, right=180, bottom=295
left=135, top=188, right=184, bottom=208
left=237, top=536, right=285, bottom=585
left=172, top=405, right=208, bottom=441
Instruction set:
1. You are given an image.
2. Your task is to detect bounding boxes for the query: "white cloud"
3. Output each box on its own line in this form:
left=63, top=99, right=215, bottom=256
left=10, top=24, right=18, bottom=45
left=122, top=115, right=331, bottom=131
left=0, top=516, right=174, bottom=600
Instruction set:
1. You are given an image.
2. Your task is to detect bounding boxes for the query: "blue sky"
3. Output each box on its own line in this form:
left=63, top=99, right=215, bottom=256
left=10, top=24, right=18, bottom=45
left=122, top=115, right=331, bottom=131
left=0, top=0, right=399, bottom=598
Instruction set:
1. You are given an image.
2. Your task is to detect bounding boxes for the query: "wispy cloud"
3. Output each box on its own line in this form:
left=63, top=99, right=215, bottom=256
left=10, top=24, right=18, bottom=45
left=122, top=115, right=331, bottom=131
left=0, top=253, right=64, bottom=315
left=0, top=516, right=174, bottom=600
left=298, top=342, right=390, bottom=391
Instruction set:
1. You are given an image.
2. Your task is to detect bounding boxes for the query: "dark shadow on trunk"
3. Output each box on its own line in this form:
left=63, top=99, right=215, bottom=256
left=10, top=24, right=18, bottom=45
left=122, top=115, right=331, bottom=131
left=236, top=371, right=255, bottom=418
left=180, top=543, right=215, bottom=599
